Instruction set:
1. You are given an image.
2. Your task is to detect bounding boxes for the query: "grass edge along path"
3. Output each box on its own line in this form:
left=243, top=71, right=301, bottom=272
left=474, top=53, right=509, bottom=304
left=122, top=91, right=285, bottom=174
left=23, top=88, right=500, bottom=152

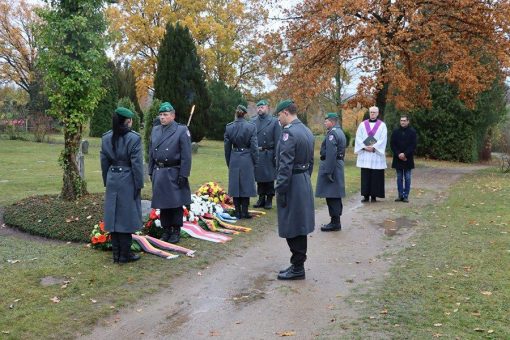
left=334, top=167, right=510, bottom=339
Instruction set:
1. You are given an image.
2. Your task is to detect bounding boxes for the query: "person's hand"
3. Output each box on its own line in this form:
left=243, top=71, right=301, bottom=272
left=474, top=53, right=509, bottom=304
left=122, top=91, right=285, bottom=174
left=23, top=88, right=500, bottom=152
left=398, top=153, right=406, bottom=160
left=277, top=193, right=287, bottom=208
left=365, top=146, right=374, bottom=152
left=327, top=173, right=334, bottom=182
left=177, top=176, right=188, bottom=188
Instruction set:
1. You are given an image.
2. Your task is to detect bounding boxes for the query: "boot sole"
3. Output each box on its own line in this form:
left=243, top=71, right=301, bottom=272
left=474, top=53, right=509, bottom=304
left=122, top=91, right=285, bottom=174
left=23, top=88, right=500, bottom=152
left=277, top=274, right=305, bottom=280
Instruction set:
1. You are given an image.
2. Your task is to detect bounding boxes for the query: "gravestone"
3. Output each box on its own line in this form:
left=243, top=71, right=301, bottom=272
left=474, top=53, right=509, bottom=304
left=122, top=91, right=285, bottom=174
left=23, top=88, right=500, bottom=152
left=81, top=139, right=89, bottom=154
left=191, top=142, right=199, bottom=154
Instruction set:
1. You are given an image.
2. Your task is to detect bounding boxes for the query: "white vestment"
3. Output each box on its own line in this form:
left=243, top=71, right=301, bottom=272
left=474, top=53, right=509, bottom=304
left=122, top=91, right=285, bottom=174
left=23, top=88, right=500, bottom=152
left=354, top=120, right=388, bottom=169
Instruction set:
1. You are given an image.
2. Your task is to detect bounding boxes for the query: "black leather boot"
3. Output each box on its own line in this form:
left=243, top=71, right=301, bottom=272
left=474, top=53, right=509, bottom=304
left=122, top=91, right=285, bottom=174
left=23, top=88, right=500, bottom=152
left=160, top=226, right=171, bottom=242
left=118, top=234, right=140, bottom=263
left=279, top=265, right=293, bottom=274
left=321, top=216, right=341, bottom=231
left=168, top=226, right=181, bottom=244
left=233, top=197, right=242, bottom=219
left=264, top=195, right=273, bottom=209
left=253, top=195, right=265, bottom=208
left=242, top=198, right=252, bottom=219
left=277, top=265, right=305, bottom=280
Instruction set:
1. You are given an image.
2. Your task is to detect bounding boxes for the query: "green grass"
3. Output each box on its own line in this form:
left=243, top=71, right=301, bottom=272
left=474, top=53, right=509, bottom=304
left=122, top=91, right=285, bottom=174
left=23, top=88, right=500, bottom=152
left=338, top=168, right=510, bottom=339
left=0, top=135, right=361, bottom=339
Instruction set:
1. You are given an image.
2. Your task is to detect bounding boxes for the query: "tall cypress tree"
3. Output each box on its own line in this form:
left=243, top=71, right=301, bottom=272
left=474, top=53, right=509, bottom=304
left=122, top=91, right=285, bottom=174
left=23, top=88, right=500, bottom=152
left=89, top=61, right=118, bottom=137
left=114, top=61, right=142, bottom=120
left=154, top=23, right=210, bottom=142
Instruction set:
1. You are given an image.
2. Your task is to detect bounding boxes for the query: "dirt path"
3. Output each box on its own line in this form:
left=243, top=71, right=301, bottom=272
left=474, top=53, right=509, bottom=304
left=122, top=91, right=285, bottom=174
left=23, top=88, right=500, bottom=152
left=83, top=165, right=484, bottom=340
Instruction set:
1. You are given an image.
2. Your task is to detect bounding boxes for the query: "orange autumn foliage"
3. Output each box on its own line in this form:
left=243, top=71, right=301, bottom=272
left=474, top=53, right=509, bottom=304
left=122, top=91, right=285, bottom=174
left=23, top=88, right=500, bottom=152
left=263, top=0, right=510, bottom=115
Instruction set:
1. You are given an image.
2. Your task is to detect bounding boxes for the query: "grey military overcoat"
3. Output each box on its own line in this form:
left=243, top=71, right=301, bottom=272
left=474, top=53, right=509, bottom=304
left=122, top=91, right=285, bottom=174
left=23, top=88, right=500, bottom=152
left=149, top=122, right=192, bottom=209
left=275, top=118, right=315, bottom=238
left=316, top=125, right=346, bottom=198
left=100, top=130, right=144, bottom=233
left=224, top=117, right=258, bottom=197
left=252, top=113, right=281, bottom=182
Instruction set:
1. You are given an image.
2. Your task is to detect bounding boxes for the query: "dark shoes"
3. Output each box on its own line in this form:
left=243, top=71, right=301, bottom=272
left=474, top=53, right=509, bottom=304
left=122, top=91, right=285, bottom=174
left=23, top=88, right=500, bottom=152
left=264, top=195, right=273, bottom=209
left=160, top=229, right=171, bottom=242
left=395, top=197, right=409, bottom=202
left=361, top=196, right=369, bottom=203
left=119, top=252, right=140, bottom=263
left=277, top=265, right=305, bottom=280
left=395, top=197, right=403, bottom=202
left=371, top=196, right=377, bottom=202
left=321, top=216, right=341, bottom=231
left=402, top=197, right=409, bottom=203
left=253, top=195, right=266, bottom=208
left=168, top=227, right=181, bottom=244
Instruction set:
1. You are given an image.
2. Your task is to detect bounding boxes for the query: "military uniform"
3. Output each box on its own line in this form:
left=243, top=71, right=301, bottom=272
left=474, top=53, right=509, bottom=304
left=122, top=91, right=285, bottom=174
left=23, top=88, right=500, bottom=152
left=149, top=102, right=192, bottom=243
left=275, top=101, right=315, bottom=280
left=315, top=115, right=346, bottom=231
left=100, top=107, right=144, bottom=263
left=252, top=100, right=281, bottom=209
left=224, top=111, right=258, bottom=218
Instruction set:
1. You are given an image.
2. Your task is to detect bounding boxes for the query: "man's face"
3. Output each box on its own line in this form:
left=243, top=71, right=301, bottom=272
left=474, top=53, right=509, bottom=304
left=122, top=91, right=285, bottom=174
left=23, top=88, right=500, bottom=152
left=257, top=105, right=268, bottom=115
left=324, top=119, right=334, bottom=130
left=369, top=109, right=379, bottom=120
left=400, top=117, right=409, bottom=128
left=159, top=111, right=175, bottom=125
left=278, top=109, right=289, bottom=126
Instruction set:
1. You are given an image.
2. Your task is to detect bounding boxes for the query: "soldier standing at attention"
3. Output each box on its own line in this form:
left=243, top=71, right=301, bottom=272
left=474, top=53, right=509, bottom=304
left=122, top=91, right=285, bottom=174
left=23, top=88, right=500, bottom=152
left=224, top=105, right=259, bottom=219
left=315, top=113, right=347, bottom=231
left=148, top=102, right=192, bottom=244
left=100, top=107, right=144, bottom=263
left=252, top=99, right=281, bottom=209
left=274, top=100, right=315, bottom=280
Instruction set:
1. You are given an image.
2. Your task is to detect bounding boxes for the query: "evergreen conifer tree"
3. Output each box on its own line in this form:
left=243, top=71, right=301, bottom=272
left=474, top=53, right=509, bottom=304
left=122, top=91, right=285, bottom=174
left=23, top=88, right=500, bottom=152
left=117, top=97, right=140, bottom=132
left=89, top=61, right=118, bottom=137
left=143, top=98, right=162, bottom=161
left=154, top=23, right=210, bottom=142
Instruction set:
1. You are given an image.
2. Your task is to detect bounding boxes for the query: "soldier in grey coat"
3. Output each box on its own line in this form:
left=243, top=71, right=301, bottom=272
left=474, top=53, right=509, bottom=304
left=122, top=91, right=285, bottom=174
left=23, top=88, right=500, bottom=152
left=148, top=102, right=192, bottom=243
left=252, top=99, right=281, bottom=209
left=315, top=112, right=346, bottom=231
left=100, top=107, right=144, bottom=264
left=224, top=105, right=258, bottom=219
left=274, top=100, right=315, bottom=280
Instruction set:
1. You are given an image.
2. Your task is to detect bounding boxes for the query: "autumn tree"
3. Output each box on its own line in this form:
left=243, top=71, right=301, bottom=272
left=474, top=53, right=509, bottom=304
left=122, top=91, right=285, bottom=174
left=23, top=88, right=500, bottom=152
left=106, top=0, right=267, bottom=100
left=37, top=0, right=108, bottom=200
left=264, top=0, right=510, bottom=119
left=154, top=23, right=210, bottom=142
left=0, top=0, right=47, bottom=113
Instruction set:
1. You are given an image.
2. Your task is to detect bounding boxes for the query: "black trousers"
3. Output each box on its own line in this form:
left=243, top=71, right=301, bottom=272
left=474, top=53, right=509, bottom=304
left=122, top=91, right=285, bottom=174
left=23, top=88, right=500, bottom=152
left=360, top=168, right=385, bottom=198
left=160, top=208, right=183, bottom=227
left=326, top=198, right=343, bottom=217
left=286, top=235, right=307, bottom=267
left=257, top=181, right=275, bottom=195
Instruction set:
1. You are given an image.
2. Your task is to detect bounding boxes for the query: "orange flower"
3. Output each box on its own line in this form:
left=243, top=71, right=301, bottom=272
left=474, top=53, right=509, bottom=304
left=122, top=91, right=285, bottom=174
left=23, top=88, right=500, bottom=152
left=97, top=234, right=107, bottom=243
left=99, top=221, right=105, bottom=232
left=91, top=236, right=98, bottom=244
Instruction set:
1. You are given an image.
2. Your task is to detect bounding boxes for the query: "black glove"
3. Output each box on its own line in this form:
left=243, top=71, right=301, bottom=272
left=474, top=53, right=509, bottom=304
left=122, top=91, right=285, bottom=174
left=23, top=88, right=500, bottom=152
left=177, top=176, right=188, bottom=188
left=327, top=173, right=334, bottom=182
left=134, top=188, right=141, bottom=200
left=277, top=193, right=287, bottom=208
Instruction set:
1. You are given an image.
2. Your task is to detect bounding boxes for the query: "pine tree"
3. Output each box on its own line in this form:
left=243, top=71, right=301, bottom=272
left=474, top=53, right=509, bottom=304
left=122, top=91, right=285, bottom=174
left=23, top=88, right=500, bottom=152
left=117, top=97, right=140, bottom=132
left=143, top=98, right=162, bottom=162
left=114, top=61, right=143, bottom=120
left=206, top=80, right=245, bottom=140
left=154, top=23, right=210, bottom=142
left=89, top=61, right=118, bottom=137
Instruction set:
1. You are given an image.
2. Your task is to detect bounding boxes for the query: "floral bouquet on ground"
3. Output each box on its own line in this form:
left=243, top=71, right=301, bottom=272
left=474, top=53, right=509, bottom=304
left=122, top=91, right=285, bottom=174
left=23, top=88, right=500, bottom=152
left=186, top=194, right=225, bottom=223
left=144, top=209, right=164, bottom=238
left=196, top=182, right=233, bottom=205
left=90, top=221, right=111, bottom=250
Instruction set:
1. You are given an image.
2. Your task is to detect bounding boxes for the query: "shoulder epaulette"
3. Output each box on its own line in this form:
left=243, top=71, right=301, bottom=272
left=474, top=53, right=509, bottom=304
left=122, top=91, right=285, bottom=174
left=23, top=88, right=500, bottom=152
left=226, top=121, right=234, bottom=126
left=102, top=130, right=112, bottom=136
left=283, top=123, right=292, bottom=129
left=129, top=130, right=140, bottom=136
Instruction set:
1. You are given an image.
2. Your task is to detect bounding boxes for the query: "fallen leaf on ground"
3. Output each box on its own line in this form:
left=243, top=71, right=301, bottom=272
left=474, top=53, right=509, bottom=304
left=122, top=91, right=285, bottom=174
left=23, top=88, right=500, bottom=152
left=471, top=311, right=481, bottom=317
left=276, top=330, right=296, bottom=337
left=86, top=215, right=92, bottom=219
left=380, top=309, right=388, bottom=314
left=209, top=330, right=220, bottom=336
left=90, top=299, right=97, bottom=303
left=474, top=328, right=485, bottom=332
left=434, top=323, right=442, bottom=327
left=487, top=330, right=494, bottom=334
left=7, top=260, right=20, bottom=264
left=432, top=333, right=443, bottom=338
left=1, top=331, right=10, bottom=334
left=481, top=291, right=492, bottom=296
left=50, top=296, right=60, bottom=303
left=136, top=309, right=143, bottom=312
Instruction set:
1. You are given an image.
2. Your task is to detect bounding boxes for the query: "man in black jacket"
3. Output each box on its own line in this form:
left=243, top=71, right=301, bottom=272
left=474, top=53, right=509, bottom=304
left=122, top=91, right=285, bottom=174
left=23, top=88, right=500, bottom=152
left=390, top=115, right=417, bottom=203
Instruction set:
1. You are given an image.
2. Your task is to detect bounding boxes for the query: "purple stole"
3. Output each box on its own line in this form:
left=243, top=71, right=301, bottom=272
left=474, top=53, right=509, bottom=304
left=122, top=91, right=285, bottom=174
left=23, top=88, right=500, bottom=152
left=364, top=119, right=382, bottom=137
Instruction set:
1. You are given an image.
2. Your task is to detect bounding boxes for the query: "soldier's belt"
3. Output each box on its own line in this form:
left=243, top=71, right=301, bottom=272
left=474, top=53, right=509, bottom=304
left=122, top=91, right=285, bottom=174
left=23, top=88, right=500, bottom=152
left=292, top=164, right=310, bottom=174
left=156, top=160, right=180, bottom=168
left=258, top=146, right=274, bottom=151
left=233, top=147, right=248, bottom=152
left=112, top=160, right=131, bottom=167
left=320, top=156, right=344, bottom=161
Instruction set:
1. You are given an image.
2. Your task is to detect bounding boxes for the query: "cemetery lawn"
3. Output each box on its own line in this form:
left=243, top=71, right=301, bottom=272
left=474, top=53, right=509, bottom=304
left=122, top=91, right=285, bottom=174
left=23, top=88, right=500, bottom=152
left=339, top=167, right=510, bottom=339
left=0, top=137, right=360, bottom=339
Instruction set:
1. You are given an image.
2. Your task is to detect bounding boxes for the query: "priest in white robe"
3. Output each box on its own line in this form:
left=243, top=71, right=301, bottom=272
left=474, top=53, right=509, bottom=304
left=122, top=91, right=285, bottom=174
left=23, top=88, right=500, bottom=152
left=354, top=106, right=387, bottom=202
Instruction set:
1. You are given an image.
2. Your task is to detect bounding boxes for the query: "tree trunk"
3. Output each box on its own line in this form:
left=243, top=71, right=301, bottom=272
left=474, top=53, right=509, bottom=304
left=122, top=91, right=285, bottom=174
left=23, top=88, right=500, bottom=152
left=60, top=121, right=87, bottom=200
left=375, top=81, right=389, bottom=120
left=335, top=61, right=343, bottom=127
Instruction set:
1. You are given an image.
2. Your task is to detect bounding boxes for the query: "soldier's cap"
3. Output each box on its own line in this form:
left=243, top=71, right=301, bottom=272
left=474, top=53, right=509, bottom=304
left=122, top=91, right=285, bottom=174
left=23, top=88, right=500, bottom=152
left=275, top=99, right=294, bottom=114
left=159, top=102, right=175, bottom=113
left=256, top=99, right=269, bottom=107
left=325, top=112, right=339, bottom=120
left=237, top=104, right=248, bottom=113
left=115, top=107, right=134, bottom=118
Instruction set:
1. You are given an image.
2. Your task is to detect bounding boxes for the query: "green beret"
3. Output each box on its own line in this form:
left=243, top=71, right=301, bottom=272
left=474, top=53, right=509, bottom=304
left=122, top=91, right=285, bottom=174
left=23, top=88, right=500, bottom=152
left=256, top=99, right=269, bottom=107
left=159, top=102, right=174, bottom=113
left=275, top=99, right=294, bottom=114
left=236, top=104, right=248, bottom=113
left=325, top=112, right=339, bottom=119
left=115, top=107, right=134, bottom=118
